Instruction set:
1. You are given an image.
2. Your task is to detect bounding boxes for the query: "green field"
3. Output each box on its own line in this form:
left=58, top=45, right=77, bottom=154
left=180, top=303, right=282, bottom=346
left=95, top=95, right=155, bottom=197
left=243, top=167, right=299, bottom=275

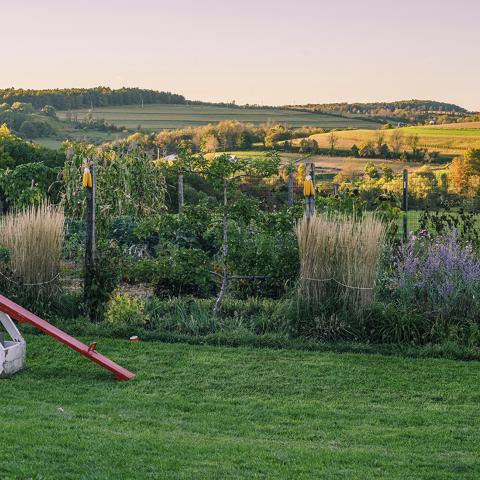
left=307, top=123, right=480, bottom=156
left=57, top=104, right=382, bottom=131
left=1, top=336, right=479, bottom=479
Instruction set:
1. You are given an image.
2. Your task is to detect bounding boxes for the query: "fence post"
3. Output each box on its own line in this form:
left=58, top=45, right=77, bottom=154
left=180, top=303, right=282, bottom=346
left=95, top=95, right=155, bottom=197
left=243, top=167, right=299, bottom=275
left=178, top=174, right=184, bottom=217
left=287, top=171, right=294, bottom=206
left=402, top=169, right=409, bottom=242
left=84, top=164, right=96, bottom=315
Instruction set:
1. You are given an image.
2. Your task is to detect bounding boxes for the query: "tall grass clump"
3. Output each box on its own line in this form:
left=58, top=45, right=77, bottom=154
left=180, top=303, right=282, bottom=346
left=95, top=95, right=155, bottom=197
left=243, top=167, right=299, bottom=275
left=0, top=203, right=64, bottom=308
left=295, top=214, right=387, bottom=336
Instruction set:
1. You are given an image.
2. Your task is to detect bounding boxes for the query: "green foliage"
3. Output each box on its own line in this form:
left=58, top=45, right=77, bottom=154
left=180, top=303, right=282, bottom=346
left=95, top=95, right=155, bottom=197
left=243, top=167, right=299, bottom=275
left=178, top=149, right=281, bottom=187
left=0, top=123, right=64, bottom=168
left=63, top=141, right=166, bottom=219
left=154, top=247, right=215, bottom=298
left=84, top=242, right=124, bottom=322
left=41, top=104, right=57, bottom=118
left=105, top=292, right=147, bottom=326
left=464, top=147, right=480, bottom=176
left=227, top=207, right=300, bottom=298
left=0, top=86, right=185, bottom=110
left=10, top=102, right=34, bottom=113
left=0, top=162, right=59, bottom=208
left=364, top=161, right=379, bottom=179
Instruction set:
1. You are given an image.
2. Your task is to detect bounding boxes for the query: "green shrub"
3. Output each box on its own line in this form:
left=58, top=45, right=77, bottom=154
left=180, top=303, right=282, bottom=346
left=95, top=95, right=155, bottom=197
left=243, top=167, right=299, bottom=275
left=154, top=247, right=215, bottom=298
left=106, top=292, right=147, bottom=326
left=84, top=241, right=124, bottom=321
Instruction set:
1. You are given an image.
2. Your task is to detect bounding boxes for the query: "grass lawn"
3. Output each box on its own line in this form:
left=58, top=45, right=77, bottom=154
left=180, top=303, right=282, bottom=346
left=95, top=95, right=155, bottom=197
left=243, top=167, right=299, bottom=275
left=1, top=336, right=479, bottom=479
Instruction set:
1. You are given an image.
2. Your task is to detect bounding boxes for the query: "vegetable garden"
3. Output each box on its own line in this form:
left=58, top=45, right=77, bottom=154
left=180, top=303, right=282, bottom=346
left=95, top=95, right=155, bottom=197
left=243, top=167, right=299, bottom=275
left=0, top=126, right=478, bottom=354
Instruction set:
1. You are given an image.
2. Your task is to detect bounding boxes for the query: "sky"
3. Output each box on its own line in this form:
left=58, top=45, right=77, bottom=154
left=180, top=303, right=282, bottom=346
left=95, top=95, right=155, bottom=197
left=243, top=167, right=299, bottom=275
left=1, top=0, right=479, bottom=110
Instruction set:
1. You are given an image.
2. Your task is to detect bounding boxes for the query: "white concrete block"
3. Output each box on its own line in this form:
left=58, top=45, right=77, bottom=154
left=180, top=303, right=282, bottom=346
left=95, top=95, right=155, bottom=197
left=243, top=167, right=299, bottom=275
left=0, top=313, right=26, bottom=377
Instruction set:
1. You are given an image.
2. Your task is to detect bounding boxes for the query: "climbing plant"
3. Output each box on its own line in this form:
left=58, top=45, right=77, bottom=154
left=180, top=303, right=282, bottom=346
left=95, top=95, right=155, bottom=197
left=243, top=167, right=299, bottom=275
left=62, top=141, right=166, bottom=219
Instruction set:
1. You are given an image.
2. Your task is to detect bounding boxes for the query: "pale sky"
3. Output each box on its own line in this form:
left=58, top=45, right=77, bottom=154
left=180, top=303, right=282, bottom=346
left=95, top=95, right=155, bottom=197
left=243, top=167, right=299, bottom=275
left=2, top=0, right=479, bottom=110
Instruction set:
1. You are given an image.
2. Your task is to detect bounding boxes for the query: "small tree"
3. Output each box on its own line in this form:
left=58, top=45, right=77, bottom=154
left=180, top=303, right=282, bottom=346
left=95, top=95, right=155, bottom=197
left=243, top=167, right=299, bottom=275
left=364, top=161, right=379, bottom=179
left=390, top=130, right=403, bottom=157
left=465, top=148, right=480, bottom=176
left=407, top=134, right=420, bottom=159
left=449, top=157, right=469, bottom=194
left=327, top=130, right=338, bottom=153
left=202, top=134, right=219, bottom=153
left=178, top=149, right=281, bottom=313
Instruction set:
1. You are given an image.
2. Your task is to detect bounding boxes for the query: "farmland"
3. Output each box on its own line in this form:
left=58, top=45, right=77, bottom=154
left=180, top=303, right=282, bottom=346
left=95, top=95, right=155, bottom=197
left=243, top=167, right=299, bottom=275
left=305, top=123, right=480, bottom=156
left=57, top=104, right=382, bottom=131
left=229, top=151, right=448, bottom=177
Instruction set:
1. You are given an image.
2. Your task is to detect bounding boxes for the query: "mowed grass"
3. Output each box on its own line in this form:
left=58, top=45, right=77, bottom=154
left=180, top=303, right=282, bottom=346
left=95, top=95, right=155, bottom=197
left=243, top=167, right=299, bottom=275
left=1, top=336, right=479, bottom=479
left=307, top=123, right=480, bottom=156
left=57, top=104, right=380, bottom=130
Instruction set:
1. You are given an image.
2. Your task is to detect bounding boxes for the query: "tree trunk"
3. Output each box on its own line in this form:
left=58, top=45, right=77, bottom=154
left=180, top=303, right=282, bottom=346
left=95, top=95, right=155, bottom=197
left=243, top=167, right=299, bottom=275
left=178, top=174, right=184, bottom=217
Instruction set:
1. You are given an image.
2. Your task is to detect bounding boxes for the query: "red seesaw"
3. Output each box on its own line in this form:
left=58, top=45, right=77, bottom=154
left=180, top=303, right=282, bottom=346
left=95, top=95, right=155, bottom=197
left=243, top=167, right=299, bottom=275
left=0, top=293, right=134, bottom=381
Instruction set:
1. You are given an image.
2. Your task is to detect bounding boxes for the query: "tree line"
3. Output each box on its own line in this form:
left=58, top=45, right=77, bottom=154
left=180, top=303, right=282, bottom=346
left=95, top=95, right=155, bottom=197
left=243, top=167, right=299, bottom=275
left=0, top=87, right=186, bottom=111
left=287, top=100, right=471, bottom=125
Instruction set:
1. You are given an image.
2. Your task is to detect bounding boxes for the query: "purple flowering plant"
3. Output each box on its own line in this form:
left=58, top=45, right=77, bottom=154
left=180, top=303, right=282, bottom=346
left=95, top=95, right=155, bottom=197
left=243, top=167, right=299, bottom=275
left=388, top=229, right=480, bottom=322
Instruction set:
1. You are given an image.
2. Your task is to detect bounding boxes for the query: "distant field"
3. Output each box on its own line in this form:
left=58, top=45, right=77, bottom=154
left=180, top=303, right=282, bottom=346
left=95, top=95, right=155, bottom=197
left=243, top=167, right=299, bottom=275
left=306, top=123, right=480, bottom=156
left=428, top=121, right=480, bottom=129
left=229, top=151, right=446, bottom=175
left=32, top=130, right=126, bottom=150
left=57, top=104, right=381, bottom=131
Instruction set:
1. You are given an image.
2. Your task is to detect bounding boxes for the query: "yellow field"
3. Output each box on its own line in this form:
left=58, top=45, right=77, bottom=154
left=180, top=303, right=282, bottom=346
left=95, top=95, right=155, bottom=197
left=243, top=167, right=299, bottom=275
left=304, top=123, right=480, bottom=156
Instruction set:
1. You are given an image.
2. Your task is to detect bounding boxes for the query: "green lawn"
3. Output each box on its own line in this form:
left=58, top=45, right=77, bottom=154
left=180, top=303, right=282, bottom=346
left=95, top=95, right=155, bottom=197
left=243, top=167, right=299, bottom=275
left=1, top=336, right=479, bottom=479
left=57, top=104, right=380, bottom=131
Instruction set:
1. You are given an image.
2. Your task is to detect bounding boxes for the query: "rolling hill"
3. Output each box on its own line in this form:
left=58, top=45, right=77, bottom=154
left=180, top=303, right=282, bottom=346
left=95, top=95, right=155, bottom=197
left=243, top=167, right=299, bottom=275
left=305, top=123, right=480, bottom=156
left=57, top=104, right=382, bottom=131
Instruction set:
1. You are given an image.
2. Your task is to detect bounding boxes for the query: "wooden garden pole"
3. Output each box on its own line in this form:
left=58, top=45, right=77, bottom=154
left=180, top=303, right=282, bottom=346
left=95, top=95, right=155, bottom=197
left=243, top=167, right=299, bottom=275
left=287, top=171, right=294, bottom=206
left=84, top=164, right=96, bottom=307
left=402, top=168, right=409, bottom=242
left=178, top=174, right=184, bottom=217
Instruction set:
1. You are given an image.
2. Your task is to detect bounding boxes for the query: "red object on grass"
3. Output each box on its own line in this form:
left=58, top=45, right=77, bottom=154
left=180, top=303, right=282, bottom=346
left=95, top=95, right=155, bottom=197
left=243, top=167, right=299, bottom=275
left=0, top=294, right=134, bottom=381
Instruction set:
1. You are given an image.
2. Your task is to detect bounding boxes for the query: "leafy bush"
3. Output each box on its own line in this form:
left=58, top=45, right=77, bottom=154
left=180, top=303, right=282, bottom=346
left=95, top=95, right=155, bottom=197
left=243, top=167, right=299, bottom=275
left=154, top=247, right=215, bottom=298
left=106, top=293, right=147, bottom=326
left=227, top=207, right=300, bottom=298
left=84, top=241, right=124, bottom=321
left=0, top=162, right=60, bottom=208
left=123, top=246, right=215, bottom=298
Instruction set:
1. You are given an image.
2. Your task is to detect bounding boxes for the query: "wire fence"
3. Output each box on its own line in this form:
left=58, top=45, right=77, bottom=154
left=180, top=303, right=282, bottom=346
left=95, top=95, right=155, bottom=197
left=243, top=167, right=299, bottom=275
left=236, top=166, right=480, bottom=242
